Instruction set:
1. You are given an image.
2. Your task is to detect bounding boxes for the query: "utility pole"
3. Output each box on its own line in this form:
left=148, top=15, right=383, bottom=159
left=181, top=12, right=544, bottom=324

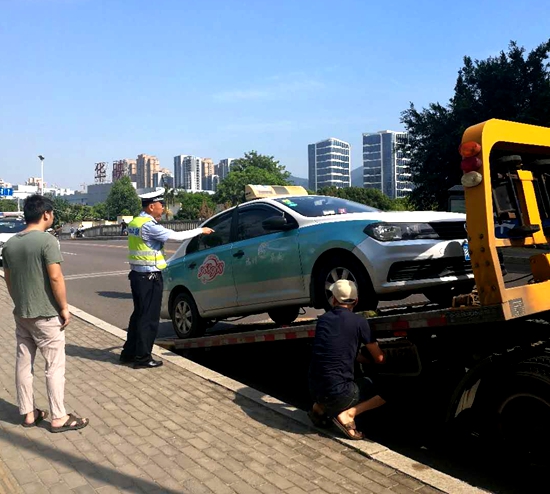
left=38, top=155, right=45, bottom=195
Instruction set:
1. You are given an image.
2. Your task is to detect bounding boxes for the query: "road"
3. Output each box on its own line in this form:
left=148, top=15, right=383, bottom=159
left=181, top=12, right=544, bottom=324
left=59, top=238, right=538, bottom=493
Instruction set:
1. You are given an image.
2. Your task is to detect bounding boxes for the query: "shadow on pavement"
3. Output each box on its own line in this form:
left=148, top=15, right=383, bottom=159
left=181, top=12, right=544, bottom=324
left=0, top=399, right=182, bottom=493
left=65, top=344, right=122, bottom=363
left=96, top=291, right=133, bottom=300
left=232, top=388, right=316, bottom=435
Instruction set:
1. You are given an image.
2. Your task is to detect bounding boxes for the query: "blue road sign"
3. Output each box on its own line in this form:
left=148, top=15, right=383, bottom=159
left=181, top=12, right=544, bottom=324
left=0, top=188, right=13, bottom=197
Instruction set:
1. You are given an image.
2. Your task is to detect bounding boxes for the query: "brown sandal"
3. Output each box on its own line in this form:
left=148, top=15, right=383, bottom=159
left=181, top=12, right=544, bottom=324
left=50, top=413, right=89, bottom=433
left=332, top=417, right=364, bottom=440
left=22, top=409, right=48, bottom=428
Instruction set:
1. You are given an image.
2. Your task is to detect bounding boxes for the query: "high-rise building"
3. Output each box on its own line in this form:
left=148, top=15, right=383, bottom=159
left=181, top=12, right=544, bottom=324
left=153, top=168, right=174, bottom=188
left=136, top=154, right=160, bottom=189
left=174, top=155, right=203, bottom=191
left=308, top=138, right=351, bottom=191
left=362, top=130, right=412, bottom=199
left=202, top=158, right=215, bottom=191
left=217, top=159, right=234, bottom=181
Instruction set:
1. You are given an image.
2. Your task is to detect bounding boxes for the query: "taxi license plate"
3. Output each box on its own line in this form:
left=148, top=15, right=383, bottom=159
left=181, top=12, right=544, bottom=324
left=463, top=241, right=470, bottom=261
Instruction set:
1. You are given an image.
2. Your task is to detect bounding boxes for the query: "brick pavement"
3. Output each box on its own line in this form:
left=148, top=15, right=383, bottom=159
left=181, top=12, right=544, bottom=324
left=0, top=282, right=445, bottom=494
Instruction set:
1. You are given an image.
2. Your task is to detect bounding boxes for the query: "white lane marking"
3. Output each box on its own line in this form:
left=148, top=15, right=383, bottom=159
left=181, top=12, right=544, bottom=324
left=64, top=270, right=129, bottom=281
left=61, top=252, right=78, bottom=256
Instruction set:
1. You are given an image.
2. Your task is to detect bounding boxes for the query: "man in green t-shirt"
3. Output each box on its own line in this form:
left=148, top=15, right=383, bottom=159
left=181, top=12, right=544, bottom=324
left=3, top=195, right=88, bottom=433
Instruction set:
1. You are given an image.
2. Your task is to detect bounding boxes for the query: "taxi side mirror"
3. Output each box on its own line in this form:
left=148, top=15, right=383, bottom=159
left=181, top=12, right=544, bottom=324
left=262, top=216, right=293, bottom=231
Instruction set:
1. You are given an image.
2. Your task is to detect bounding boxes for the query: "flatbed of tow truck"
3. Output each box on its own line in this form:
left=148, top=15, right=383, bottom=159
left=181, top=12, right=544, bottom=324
left=155, top=299, right=507, bottom=351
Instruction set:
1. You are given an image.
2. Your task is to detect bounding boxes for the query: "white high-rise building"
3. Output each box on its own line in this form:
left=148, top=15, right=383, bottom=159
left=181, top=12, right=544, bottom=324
left=308, top=138, right=351, bottom=191
left=174, top=155, right=203, bottom=192
left=362, top=130, right=412, bottom=199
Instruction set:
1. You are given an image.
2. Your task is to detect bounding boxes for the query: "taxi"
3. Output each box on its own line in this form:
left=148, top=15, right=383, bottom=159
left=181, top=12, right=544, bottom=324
left=161, top=185, right=472, bottom=338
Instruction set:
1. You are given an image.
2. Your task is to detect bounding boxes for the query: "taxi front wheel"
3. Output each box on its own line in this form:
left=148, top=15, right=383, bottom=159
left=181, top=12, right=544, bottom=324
left=171, top=292, right=206, bottom=339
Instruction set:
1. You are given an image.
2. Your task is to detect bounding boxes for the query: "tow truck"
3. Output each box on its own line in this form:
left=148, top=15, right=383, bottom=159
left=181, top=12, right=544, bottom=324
left=156, top=119, right=550, bottom=456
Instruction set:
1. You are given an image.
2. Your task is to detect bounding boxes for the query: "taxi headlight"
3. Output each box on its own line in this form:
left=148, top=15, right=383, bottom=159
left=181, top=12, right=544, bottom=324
left=364, top=222, right=439, bottom=242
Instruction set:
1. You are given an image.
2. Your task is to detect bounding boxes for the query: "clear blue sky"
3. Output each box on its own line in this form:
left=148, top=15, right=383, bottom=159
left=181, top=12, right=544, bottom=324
left=1, top=0, right=549, bottom=190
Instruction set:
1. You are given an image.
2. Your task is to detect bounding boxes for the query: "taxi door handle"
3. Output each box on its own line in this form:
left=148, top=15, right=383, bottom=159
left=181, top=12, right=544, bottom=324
left=233, top=250, right=245, bottom=259
left=188, top=262, right=196, bottom=269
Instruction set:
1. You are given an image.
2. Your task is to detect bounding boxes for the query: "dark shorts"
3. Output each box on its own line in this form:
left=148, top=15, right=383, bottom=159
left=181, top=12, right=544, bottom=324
left=311, top=377, right=379, bottom=418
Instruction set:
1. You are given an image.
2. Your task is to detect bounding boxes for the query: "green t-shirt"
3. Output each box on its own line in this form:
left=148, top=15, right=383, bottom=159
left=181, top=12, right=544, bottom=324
left=3, top=231, right=64, bottom=318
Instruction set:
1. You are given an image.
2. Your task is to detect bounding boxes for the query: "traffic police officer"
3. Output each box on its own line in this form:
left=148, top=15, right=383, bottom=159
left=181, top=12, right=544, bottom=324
left=120, top=191, right=214, bottom=368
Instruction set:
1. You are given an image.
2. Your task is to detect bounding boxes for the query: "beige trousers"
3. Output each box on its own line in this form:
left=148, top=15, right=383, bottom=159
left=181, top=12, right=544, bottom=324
left=15, top=315, right=67, bottom=419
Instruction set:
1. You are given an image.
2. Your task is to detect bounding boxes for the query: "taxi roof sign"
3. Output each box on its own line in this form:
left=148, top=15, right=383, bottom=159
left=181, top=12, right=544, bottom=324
left=244, top=184, right=308, bottom=201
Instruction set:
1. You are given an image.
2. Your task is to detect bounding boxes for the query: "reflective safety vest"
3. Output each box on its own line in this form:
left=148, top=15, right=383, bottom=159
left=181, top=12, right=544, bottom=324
left=127, top=216, right=167, bottom=270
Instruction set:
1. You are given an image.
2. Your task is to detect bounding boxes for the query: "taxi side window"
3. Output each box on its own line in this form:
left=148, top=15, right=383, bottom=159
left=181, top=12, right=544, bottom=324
left=187, top=213, right=232, bottom=254
left=237, top=207, right=291, bottom=241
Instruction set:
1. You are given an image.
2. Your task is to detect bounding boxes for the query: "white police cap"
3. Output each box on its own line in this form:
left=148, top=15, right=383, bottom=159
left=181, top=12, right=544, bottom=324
left=139, top=191, right=165, bottom=206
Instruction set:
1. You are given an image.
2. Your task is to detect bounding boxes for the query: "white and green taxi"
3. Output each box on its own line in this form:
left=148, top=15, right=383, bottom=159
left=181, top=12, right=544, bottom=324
left=161, top=187, right=472, bottom=338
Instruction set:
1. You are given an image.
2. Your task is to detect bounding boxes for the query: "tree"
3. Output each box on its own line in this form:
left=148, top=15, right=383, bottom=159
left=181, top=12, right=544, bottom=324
left=105, top=177, right=141, bottom=220
left=163, top=185, right=176, bottom=220
left=175, top=192, right=216, bottom=220
left=214, top=155, right=292, bottom=207
left=0, top=199, right=18, bottom=212
left=91, top=202, right=107, bottom=220
left=402, top=40, right=550, bottom=210
left=231, top=151, right=291, bottom=180
left=317, top=186, right=395, bottom=211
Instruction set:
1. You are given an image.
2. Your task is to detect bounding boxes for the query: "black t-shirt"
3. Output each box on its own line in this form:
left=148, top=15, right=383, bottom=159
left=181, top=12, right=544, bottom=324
left=309, top=307, right=374, bottom=397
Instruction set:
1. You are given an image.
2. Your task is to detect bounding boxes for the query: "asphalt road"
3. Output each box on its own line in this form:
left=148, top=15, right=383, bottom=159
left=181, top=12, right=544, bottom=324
left=59, top=238, right=538, bottom=493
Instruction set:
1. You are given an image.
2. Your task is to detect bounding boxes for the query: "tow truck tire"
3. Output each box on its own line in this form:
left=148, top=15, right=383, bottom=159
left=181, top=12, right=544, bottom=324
left=315, top=255, right=377, bottom=312
left=268, top=307, right=300, bottom=326
left=488, top=355, right=550, bottom=461
left=171, top=292, right=206, bottom=339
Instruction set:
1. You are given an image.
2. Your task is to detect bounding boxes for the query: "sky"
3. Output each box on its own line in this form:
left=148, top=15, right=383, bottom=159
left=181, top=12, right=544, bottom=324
left=1, top=0, right=550, bottom=190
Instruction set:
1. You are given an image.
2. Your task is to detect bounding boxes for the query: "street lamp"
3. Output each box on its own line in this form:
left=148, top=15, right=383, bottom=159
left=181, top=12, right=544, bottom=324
left=38, top=155, right=45, bottom=195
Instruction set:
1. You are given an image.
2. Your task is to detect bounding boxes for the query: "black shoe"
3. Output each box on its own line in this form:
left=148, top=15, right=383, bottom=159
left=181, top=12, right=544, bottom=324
left=133, top=359, right=163, bottom=369
left=119, top=355, right=134, bottom=364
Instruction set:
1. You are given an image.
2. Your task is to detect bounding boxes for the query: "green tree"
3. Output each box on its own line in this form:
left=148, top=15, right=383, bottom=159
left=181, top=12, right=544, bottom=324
left=402, top=40, right=550, bottom=210
left=0, top=199, right=18, bottom=212
left=231, top=151, right=291, bottom=180
left=175, top=192, right=216, bottom=220
left=105, top=177, right=141, bottom=220
left=91, top=202, right=107, bottom=220
left=214, top=159, right=291, bottom=206
left=317, top=186, right=395, bottom=211
left=51, top=197, right=77, bottom=224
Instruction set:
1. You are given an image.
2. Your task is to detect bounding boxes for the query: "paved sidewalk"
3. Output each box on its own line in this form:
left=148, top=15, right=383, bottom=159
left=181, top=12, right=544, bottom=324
left=0, top=283, right=447, bottom=494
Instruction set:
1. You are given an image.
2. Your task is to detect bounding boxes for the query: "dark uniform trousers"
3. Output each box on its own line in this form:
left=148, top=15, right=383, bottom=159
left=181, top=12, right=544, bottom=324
left=121, top=270, right=163, bottom=364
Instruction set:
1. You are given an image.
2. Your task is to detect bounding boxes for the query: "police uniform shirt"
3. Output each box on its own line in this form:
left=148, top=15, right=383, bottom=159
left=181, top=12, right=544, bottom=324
left=130, top=212, right=203, bottom=273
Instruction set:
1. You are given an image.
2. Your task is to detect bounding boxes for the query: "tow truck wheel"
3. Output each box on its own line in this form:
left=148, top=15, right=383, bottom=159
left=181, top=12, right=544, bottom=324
left=489, top=356, right=550, bottom=462
left=316, top=255, right=377, bottom=312
left=171, top=292, right=206, bottom=339
left=268, top=307, right=300, bottom=326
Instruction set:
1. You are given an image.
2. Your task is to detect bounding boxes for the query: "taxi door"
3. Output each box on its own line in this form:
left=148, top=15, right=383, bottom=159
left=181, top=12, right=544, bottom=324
left=174, top=210, right=238, bottom=313
left=231, top=204, right=305, bottom=307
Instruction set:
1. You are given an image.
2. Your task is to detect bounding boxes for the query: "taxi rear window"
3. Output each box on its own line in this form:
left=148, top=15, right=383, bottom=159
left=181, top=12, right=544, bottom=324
left=274, top=196, right=379, bottom=217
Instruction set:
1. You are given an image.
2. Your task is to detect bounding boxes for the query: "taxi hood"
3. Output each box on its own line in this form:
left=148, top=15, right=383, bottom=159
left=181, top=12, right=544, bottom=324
left=306, top=210, right=466, bottom=224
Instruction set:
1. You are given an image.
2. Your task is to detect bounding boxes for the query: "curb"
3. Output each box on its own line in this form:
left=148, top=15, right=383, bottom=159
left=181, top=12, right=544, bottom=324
left=68, top=304, right=488, bottom=494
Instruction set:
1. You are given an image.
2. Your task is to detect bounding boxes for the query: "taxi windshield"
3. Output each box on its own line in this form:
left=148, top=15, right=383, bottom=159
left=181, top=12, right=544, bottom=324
left=274, top=195, right=379, bottom=217
left=0, top=219, right=26, bottom=234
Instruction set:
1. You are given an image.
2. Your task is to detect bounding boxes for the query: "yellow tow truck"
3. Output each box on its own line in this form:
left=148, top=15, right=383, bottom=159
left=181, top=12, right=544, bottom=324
left=158, top=118, right=550, bottom=456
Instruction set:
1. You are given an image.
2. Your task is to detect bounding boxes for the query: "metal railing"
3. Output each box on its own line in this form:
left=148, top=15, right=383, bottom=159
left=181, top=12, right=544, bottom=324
left=82, top=220, right=201, bottom=237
